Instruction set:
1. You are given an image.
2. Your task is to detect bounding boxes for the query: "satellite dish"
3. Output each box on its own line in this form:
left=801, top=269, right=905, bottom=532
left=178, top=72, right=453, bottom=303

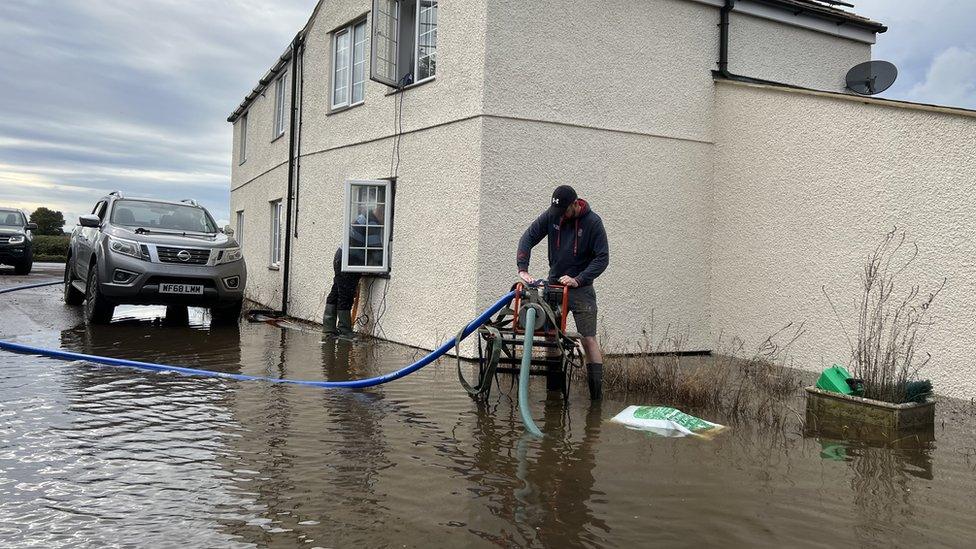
left=846, top=60, right=898, bottom=96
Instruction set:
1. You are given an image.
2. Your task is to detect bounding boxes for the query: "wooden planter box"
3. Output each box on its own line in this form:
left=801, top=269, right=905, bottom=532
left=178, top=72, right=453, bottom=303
left=804, top=386, right=935, bottom=444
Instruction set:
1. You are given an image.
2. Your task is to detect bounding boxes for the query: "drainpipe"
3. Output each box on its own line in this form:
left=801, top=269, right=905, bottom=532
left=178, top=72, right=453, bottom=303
left=281, top=32, right=304, bottom=315
left=718, top=0, right=735, bottom=77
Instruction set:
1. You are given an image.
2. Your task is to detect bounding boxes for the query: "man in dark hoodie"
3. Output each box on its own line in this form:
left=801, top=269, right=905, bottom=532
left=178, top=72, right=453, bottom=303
left=323, top=203, right=385, bottom=338
left=517, top=185, right=610, bottom=399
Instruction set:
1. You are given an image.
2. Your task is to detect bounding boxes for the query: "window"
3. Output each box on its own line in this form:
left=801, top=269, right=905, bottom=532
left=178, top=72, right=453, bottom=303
left=110, top=200, right=217, bottom=233
left=370, top=0, right=437, bottom=87
left=239, top=113, right=248, bottom=164
left=270, top=200, right=282, bottom=267
left=273, top=73, right=287, bottom=138
left=341, top=180, right=393, bottom=273
left=332, top=20, right=368, bottom=109
left=93, top=201, right=107, bottom=222
left=235, top=210, right=245, bottom=247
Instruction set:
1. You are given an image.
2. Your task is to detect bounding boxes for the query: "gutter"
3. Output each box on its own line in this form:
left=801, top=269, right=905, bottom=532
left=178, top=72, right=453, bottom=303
left=280, top=32, right=304, bottom=315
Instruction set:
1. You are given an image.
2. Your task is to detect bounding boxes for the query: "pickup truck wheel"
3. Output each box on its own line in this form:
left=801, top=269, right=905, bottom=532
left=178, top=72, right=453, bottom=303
left=14, top=257, right=32, bottom=275
left=211, top=300, right=243, bottom=326
left=64, top=260, right=84, bottom=305
left=84, top=264, right=114, bottom=324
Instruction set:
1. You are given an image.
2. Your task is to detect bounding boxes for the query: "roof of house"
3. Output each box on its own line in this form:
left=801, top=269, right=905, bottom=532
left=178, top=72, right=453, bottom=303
left=760, top=0, right=887, bottom=32
left=225, top=0, right=886, bottom=123
left=226, top=0, right=327, bottom=123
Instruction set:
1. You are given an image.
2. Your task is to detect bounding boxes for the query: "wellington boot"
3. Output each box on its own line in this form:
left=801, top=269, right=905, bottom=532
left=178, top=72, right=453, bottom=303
left=322, top=304, right=338, bottom=336
left=337, top=309, right=356, bottom=339
left=587, top=363, right=603, bottom=400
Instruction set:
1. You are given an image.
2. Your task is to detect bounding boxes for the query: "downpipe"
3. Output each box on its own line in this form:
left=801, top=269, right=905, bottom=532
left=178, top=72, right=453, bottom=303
left=718, top=0, right=735, bottom=77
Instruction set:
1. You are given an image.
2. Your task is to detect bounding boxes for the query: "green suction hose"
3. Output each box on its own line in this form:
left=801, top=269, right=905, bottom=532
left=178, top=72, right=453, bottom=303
left=518, top=305, right=544, bottom=438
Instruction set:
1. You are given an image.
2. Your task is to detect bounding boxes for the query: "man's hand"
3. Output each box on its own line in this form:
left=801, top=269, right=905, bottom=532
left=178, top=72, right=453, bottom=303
left=519, top=271, right=536, bottom=285
left=559, top=275, right=579, bottom=288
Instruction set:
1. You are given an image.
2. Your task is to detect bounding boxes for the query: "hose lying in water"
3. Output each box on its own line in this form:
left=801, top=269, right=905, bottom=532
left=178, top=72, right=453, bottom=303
left=0, top=280, right=516, bottom=390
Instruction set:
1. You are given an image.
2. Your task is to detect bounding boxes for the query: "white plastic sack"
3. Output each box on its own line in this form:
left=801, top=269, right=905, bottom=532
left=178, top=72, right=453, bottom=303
left=610, top=406, right=726, bottom=438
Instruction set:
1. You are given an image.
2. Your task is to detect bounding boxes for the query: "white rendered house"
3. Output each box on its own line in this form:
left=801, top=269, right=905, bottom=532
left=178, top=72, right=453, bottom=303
left=228, top=0, right=976, bottom=397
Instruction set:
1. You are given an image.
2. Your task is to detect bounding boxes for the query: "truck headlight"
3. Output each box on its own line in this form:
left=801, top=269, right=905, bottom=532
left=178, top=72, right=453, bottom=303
left=7, top=235, right=25, bottom=245
left=108, top=235, right=146, bottom=260
left=215, top=247, right=243, bottom=265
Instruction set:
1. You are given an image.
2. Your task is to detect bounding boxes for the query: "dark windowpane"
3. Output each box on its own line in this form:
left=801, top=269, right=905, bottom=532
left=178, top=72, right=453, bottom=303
left=366, top=249, right=384, bottom=267
left=349, top=248, right=366, bottom=266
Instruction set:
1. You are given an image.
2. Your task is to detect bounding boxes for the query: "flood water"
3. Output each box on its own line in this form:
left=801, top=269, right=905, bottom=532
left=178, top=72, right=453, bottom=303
left=2, top=266, right=975, bottom=548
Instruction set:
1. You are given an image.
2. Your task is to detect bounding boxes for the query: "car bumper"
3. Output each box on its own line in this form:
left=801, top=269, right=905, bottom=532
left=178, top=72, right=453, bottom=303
left=0, top=245, right=29, bottom=264
left=97, top=253, right=247, bottom=306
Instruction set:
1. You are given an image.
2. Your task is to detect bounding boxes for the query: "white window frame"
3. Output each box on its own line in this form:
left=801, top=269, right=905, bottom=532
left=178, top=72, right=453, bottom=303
left=238, top=113, right=248, bottom=165
left=269, top=200, right=282, bottom=268
left=369, top=0, right=437, bottom=87
left=414, top=0, right=437, bottom=83
left=273, top=73, right=287, bottom=139
left=341, top=179, right=393, bottom=274
left=332, top=20, right=367, bottom=110
left=235, top=210, right=245, bottom=248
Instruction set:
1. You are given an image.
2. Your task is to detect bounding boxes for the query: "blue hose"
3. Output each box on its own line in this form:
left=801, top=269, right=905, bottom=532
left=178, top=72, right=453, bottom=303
left=0, top=280, right=515, bottom=389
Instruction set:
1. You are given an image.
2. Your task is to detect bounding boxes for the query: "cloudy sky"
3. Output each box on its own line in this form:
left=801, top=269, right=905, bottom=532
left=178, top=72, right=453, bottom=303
left=0, top=1, right=973, bottom=230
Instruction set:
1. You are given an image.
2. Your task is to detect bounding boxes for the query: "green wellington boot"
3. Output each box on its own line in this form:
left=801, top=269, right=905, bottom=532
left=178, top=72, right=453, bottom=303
left=322, top=304, right=338, bottom=336
left=336, top=309, right=356, bottom=338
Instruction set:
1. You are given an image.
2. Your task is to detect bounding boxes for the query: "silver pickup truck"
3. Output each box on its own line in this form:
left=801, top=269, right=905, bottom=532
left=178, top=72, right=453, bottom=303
left=64, top=192, right=247, bottom=324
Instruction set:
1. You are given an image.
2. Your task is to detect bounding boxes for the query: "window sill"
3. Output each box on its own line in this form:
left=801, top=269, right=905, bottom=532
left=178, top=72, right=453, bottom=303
left=238, top=159, right=247, bottom=166
left=327, top=100, right=365, bottom=116
left=271, top=131, right=286, bottom=143
left=268, top=264, right=280, bottom=271
left=385, top=76, right=436, bottom=96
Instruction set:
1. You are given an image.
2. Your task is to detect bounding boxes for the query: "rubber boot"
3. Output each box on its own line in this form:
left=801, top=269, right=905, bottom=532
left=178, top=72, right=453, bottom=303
left=336, top=309, right=355, bottom=339
left=586, top=363, right=603, bottom=400
left=322, top=304, right=338, bottom=336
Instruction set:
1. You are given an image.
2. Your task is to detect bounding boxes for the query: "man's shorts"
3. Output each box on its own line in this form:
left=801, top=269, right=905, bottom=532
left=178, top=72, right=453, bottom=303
left=567, top=285, right=598, bottom=337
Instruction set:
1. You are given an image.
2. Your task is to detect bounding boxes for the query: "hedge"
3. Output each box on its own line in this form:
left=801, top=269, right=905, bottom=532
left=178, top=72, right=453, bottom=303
left=32, top=234, right=70, bottom=262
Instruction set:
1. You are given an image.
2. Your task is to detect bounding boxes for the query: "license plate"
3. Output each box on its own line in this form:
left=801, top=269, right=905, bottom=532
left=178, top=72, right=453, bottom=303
left=159, top=283, right=204, bottom=295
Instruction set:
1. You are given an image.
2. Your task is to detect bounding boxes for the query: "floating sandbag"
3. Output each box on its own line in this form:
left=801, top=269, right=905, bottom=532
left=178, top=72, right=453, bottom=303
left=610, top=406, right=726, bottom=438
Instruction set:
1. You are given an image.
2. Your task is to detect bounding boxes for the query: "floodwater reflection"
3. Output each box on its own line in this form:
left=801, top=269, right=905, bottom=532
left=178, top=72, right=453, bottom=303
left=0, top=293, right=975, bottom=547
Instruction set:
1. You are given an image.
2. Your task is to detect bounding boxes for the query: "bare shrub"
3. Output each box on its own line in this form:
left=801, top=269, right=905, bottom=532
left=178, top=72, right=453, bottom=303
left=824, top=229, right=945, bottom=403
left=591, top=323, right=806, bottom=424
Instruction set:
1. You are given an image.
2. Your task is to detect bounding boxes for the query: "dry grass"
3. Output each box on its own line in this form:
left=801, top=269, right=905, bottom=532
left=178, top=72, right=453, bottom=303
left=824, top=228, right=944, bottom=404
left=582, top=323, right=807, bottom=425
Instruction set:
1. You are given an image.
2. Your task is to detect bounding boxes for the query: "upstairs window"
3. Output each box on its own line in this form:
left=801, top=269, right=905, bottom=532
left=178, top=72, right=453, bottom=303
left=341, top=180, right=394, bottom=273
left=370, top=0, right=438, bottom=87
left=273, top=73, right=287, bottom=138
left=332, top=20, right=368, bottom=109
left=238, top=113, right=248, bottom=164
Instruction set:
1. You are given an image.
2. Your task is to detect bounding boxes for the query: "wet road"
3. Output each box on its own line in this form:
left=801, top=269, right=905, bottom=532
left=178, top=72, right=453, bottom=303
left=1, top=264, right=975, bottom=548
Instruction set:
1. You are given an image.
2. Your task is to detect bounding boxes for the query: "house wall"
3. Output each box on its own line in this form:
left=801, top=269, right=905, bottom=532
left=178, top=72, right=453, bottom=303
left=228, top=0, right=883, bottom=357
left=478, top=116, right=713, bottom=352
left=274, top=0, right=492, bottom=351
left=712, top=80, right=976, bottom=398
left=729, top=11, right=871, bottom=92
left=230, top=67, right=292, bottom=308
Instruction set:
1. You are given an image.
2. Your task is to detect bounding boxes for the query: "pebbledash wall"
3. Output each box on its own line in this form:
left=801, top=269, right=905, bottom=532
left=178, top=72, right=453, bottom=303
left=712, top=80, right=976, bottom=398
left=228, top=0, right=972, bottom=398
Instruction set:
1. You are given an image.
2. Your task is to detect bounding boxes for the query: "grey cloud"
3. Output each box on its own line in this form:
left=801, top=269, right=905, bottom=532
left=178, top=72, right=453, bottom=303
left=0, top=0, right=316, bottom=225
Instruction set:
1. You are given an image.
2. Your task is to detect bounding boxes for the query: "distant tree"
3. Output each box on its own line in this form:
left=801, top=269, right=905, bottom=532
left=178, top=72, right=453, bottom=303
left=30, top=207, right=65, bottom=235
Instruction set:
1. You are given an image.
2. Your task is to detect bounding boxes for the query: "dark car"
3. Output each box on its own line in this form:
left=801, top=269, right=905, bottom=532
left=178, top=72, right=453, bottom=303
left=0, top=208, right=36, bottom=275
left=64, top=192, right=247, bottom=324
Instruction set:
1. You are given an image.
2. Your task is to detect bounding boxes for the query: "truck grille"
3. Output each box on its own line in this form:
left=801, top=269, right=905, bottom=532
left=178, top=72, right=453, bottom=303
left=0, top=236, right=9, bottom=244
left=156, top=246, right=210, bottom=265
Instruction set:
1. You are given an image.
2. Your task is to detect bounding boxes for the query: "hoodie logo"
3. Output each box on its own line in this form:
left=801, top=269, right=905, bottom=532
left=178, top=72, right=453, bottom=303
left=552, top=197, right=559, bottom=206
